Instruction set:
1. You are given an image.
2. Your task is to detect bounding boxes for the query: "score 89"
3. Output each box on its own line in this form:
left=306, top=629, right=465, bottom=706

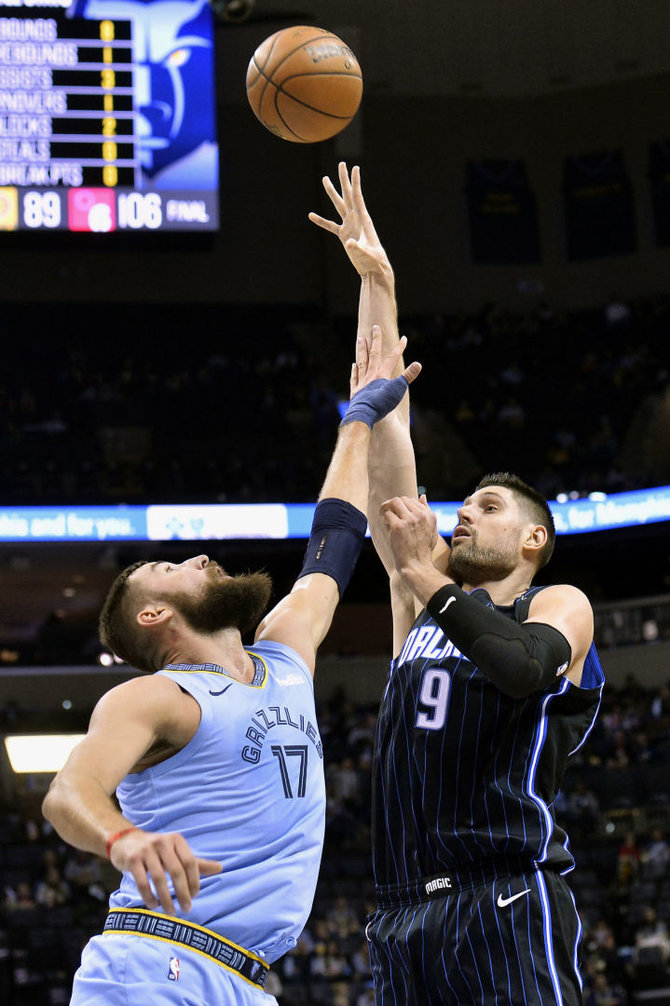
left=23, top=191, right=61, bottom=229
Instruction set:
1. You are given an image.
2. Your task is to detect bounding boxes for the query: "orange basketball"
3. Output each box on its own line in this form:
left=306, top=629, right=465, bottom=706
left=246, top=26, right=363, bottom=143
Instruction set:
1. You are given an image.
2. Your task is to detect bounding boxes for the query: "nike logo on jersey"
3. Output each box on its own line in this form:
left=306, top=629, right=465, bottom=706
left=438, top=596, right=456, bottom=614
left=209, top=683, right=233, bottom=697
left=497, top=888, right=531, bottom=908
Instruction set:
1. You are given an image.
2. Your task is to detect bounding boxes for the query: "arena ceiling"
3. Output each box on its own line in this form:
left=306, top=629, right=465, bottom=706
left=219, top=0, right=670, bottom=98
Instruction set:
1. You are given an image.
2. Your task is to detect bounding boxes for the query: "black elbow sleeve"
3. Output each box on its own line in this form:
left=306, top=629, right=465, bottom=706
left=426, top=585, right=572, bottom=698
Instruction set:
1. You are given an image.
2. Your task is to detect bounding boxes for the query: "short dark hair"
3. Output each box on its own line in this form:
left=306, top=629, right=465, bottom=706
left=475, top=472, right=556, bottom=568
left=98, top=560, right=156, bottom=672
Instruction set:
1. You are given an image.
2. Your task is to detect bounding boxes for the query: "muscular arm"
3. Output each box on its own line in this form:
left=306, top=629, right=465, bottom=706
left=256, top=326, right=420, bottom=670
left=42, top=675, right=221, bottom=914
left=255, top=421, right=372, bottom=668
left=310, top=163, right=423, bottom=652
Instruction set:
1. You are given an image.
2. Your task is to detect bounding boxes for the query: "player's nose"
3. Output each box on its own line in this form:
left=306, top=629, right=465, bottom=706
left=184, top=554, right=209, bottom=569
left=456, top=506, right=473, bottom=525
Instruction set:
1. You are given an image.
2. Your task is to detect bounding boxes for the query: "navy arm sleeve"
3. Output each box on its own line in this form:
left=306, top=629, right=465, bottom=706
left=296, top=498, right=367, bottom=598
left=425, top=584, right=572, bottom=699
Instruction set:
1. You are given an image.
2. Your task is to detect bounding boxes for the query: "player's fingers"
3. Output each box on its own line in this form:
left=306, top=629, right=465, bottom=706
left=197, top=858, right=223, bottom=877
left=338, top=160, right=353, bottom=203
left=173, top=837, right=201, bottom=900
left=164, top=839, right=206, bottom=913
left=355, top=331, right=370, bottom=368
left=308, top=212, right=340, bottom=234
left=379, top=505, right=401, bottom=529
left=345, top=237, right=365, bottom=256
left=351, top=165, right=372, bottom=217
left=130, top=859, right=160, bottom=911
left=322, top=175, right=346, bottom=216
left=402, top=361, right=422, bottom=385
left=144, top=854, right=176, bottom=915
left=379, top=496, right=411, bottom=517
left=380, top=333, right=406, bottom=373
left=367, top=324, right=383, bottom=364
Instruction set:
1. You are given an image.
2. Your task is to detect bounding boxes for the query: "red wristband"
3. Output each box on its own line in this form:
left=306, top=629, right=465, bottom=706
left=106, top=826, right=138, bottom=859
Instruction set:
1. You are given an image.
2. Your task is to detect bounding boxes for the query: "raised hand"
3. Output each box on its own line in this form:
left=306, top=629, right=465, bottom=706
left=309, top=162, right=391, bottom=277
left=379, top=495, right=438, bottom=575
left=341, top=325, right=421, bottom=428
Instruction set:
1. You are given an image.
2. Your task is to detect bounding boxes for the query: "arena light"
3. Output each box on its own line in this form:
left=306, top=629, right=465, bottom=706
left=4, top=734, right=85, bottom=773
left=213, top=0, right=255, bottom=22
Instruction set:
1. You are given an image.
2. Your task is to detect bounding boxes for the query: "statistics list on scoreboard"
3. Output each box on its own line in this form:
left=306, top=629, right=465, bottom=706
left=0, top=4, right=219, bottom=232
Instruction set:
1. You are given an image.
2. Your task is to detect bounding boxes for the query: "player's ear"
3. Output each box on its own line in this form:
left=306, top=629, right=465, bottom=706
left=137, top=605, right=173, bottom=629
left=523, top=524, right=547, bottom=558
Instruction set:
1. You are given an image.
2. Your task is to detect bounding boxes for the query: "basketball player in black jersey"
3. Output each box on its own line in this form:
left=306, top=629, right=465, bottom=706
left=310, top=163, right=605, bottom=1005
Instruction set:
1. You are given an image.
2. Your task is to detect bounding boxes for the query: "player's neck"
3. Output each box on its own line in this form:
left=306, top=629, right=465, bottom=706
left=462, top=569, right=533, bottom=607
left=168, top=628, right=256, bottom=683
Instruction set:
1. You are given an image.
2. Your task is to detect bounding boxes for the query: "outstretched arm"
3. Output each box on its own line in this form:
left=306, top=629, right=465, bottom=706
left=309, top=162, right=402, bottom=391
left=310, top=163, right=443, bottom=651
left=256, top=325, right=421, bottom=669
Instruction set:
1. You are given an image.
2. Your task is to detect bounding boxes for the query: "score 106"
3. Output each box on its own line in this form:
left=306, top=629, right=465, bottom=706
left=22, top=190, right=164, bottom=231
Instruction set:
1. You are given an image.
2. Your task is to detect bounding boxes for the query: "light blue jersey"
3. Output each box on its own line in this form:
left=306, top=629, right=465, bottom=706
left=109, top=640, right=326, bottom=964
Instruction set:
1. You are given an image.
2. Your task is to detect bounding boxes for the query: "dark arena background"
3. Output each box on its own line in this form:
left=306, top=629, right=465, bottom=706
left=1, top=1, right=670, bottom=1003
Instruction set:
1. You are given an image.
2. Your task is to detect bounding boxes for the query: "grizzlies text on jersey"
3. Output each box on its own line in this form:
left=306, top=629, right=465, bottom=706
left=110, top=640, right=326, bottom=964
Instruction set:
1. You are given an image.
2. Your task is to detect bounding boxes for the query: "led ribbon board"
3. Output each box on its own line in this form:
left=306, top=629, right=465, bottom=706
left=0, top=487, right=668, bottom=541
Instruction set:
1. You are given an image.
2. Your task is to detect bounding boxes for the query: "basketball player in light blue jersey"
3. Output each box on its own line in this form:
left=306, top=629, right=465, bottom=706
left=42, top=326, right=421, bottom=1006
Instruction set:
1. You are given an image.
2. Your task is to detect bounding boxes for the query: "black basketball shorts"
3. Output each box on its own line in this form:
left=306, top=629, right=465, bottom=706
left=366, top=867, right=583, bottom=1005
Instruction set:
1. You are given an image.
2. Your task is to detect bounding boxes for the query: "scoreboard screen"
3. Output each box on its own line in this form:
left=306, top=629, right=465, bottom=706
left=0, top=0, right=220, bottom=232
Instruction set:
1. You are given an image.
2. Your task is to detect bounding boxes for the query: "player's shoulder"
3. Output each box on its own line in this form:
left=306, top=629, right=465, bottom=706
left=249, top=638, right=312, bottom=678
left=93, top=672, right=186, bottom=717
left=531, top=582, right=592, bottom=604
left=527, top=583, right=593, bottom=616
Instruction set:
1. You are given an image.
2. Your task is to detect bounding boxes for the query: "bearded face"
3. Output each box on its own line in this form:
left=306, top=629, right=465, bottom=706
left=171, top=570, right=273, bottom=635
left=448, top=530, right=520, bottom=585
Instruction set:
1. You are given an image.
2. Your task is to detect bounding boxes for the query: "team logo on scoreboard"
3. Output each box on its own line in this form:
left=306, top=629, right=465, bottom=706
left=68, top=188, right=116, bottom=232
left=0, top=187, right=18, bottom=231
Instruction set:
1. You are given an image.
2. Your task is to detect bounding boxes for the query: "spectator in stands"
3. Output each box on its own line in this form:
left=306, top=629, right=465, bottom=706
left=651, top=683, right=670, bottom=721
left=633, top=905, right=670, bottom=964
left=566, top=781, right=601, bottom=837
left=62, top=848, right=107, bottom=903
left=4, top=880, right=36, bottom=911
left=329, top=894, right=361, bottom=944
left=35, top=864, right=72, bottom=909
left=617, top=831, right=641, bottom=888
left=328, top=756, right=362, bottom=805
left=642, top=828, right=670, bottom=880
left=584, top=970, right=627, bottom=1006
left=356, top=984, right=376, bottom=1005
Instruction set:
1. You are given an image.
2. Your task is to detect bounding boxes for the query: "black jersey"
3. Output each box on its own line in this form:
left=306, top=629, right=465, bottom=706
left=371, top=585, right=604, bottom=888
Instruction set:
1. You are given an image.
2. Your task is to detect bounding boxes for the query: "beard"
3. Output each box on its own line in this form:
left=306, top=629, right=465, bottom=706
left=172, top=571, right=273, bottom=635
left=448, top=533, right=518, bottom=585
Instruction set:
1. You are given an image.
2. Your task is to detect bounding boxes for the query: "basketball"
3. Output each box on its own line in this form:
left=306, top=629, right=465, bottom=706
left=246, top=26, right=363, bottom=143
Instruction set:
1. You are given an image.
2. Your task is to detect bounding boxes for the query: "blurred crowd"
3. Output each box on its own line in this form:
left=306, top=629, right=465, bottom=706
left=1, top=677, right=669, bottom=1004
left=1, top=293, right=668, bottom=507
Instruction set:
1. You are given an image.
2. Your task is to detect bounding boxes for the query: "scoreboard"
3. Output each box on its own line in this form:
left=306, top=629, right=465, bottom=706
left=0, top=0, right=220, bottom=232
